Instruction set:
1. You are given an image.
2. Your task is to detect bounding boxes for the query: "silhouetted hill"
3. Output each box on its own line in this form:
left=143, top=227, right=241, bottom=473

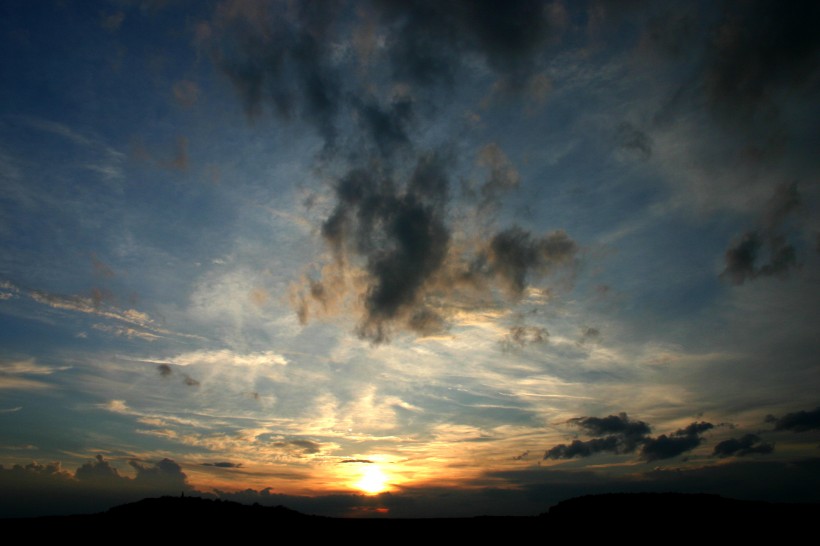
left=540, top=492, right=818, bottom=532
left=3, top=493, right=816, bottom=539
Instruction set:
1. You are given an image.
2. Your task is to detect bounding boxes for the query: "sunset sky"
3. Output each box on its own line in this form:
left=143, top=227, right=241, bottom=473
left=1, top=0, right=819, bottom=518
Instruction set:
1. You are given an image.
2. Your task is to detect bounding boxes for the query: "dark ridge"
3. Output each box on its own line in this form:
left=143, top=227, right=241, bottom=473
left=539, top=492, right=819, bottom=537
left=3, top=493, right=817, bottom=538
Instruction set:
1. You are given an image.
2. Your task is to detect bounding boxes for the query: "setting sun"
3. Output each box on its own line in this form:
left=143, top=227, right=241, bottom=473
left=355, top=466, right=388, bottom=495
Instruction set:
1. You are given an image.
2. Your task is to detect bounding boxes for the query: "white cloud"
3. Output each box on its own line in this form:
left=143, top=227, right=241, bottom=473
left=0, top=358, right=71, bottom=375
left=163, top=349, right=288, bottom=368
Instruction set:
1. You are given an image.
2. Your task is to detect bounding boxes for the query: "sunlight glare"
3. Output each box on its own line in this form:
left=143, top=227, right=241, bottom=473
left=355, top=465, right=388, bottom=494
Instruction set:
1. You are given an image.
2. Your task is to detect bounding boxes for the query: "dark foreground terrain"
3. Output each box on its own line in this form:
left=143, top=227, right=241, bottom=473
left=4, top=493, right=817, bottom=539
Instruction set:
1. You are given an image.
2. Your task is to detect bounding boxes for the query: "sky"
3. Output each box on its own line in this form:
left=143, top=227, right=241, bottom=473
left=1, top=0, right=819, bottom=519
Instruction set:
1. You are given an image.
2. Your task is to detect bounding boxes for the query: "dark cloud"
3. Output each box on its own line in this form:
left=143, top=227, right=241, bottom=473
left=128, top=458, right=188, bottom=489
left=202, top=462, right=243, bottom=468
left=208, top=1, right=346, bottom=146
left=0, top=456, right=193, bottom=518
left=545, top=415, right=714, bottom=462
left=316, top=155, right=451, bottom=342
left=722, top=231, right=764, bottom=285
left=766, top=407, right=820, bottom=432
left=501, top=325, right=548, bottom=350
left=721, top=182, right=801, bottom=285
left=703, top=0, right=820, bottom=123
left=641, top=6, right=698, bottom=59
left=208, top=2, right=553, bottom=153
left=476, top=144, right=520, bottom=214
left=488, top=227, right=577, bottom=298
left=375, top=0, right=553, bottom=86
left=274, top=440, right=322, bottom=455
left=640, top=421, right=714, bottom=462
left=75, top=454, right=123, bottom=482
left=300, top=177, right=577, bottom=341
left=572, top=413, right=651, bottom=446
left=289, top=440, right=321, bottom=454
left=545, top=436, right=621, bottom=459
left=211, top=2, right=577, bottom=342
left=351, top=93, right=415, bottom=159
left=578, top=327, right=600, bottom=345
left=615, top=122, right=652, bottom=159
left=340, top=459, right=375, bottom=464
left=713, top=434, right=774, bottom=458
left=545, top=413, right=651, bottom=459
left=157, top=364, right=199, bottom=387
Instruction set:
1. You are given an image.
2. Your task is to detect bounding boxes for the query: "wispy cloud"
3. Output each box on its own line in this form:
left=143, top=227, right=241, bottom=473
left=2, top=279, right=201, bottom=341
left=0, top=358, right=69, bottom=390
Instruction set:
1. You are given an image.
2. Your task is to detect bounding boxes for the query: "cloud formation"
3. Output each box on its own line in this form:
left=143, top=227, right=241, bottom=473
left=702, top=0, right=820, bottom=123
left=766, top=407, right=820, bottom=432
left=0, top=455, right=192, bottom=517
left=640, top=421, right=714, bottom=462
left=545, top=414, right=715, bottom=462
left=712, top=434, right=774, bottom=458
left=501, top=326, right=548, bottom=350
left=295, top=157, right=578, bottom=341
left=202, top=462, right=243, bottom=468
left=273, top=439, right=322, bottom=456
left=156, top=363, right=200, bottom=387
left=545, top=413, right=651, bottom=459
left=206, top=2, right=578, bottom=342
left=721, top=182, right=801, bottom=285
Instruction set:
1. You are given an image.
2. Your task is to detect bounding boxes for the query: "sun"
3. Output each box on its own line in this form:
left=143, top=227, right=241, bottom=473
left=355, top=465, right=388, bottom=494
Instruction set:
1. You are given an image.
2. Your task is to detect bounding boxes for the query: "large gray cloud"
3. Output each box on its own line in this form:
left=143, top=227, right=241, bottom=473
left=207, top=2, right=578, bottom=342
left=293, top=146, right=576, bottom=342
